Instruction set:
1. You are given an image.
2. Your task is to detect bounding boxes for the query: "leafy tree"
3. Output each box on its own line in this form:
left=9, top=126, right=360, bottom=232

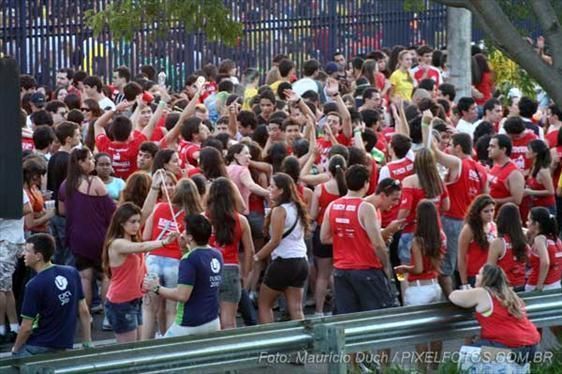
left=428, top=0, right=562, bottom=106
left=85, top=0, right=243, bottom=46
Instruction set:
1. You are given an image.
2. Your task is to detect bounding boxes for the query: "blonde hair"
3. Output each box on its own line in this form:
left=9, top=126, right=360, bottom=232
left=480, top=264, right=525, bottom=319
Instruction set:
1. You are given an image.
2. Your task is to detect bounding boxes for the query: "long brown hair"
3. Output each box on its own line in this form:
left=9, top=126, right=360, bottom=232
left=207, top=177, right=237, bottom=245
left=465, top=194, right=495, bottom=250
left=66, top=148, right=91, bottom=198
left=264, top=173, right=310, bottom=236
left=413, top=200, right=442, bottom=271
left=414, top=148, right=443, bottom=198
left=480, top=264, right=525, bottom=319
left=120, top=171, right=152, bottom=208
left=496, top=203, right=527, bottom=262
left=171, top=178, right=203, bottom=215
left=102, top=202, right=142, bottom=278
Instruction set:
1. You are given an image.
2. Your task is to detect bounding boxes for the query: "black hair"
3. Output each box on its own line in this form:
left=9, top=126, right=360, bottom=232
left=56, top=121, right=79, bottom=144
left=328, top=155, right=348, bottom=196
left=345, top=164, right=370, bottom=192
left=184, top=214, right=213, bottom=246
left=528, top=139, right=551, bottom=178
left=180, top=117, right=202, bottom=142
left=139, top=141, right=159, bottom=157
left=31, top=110, right=54, bottom=127
left=518, top=97, right=538, bottom=118
left=483, top=98, right=501, bottom=114
left=33, top=125, right=55, bottom=149
left=452, top=132, right=473, bottom=155
left=493, top=134, right=513, bottom=157
left=292, top=139, right=310, bottom=158
left=362, top=128, right=378, bottom=153
left=503, top=117, right=525, bottom=135
left=278, top=59, right=295, bottom=77
left=45, top=100, right=66, bottom=114
left=110, top=116, right=133, bottom=141
left=390, top=133, right=412, bottom=159
left=475, top=135, right=492, bottom=167
left=114, top=66, right=131, bottom=82
left=84, top=76, right=103, bottom=93
left=530, top=207, right=558, bottom=239
left=438, top=83, right=456, bottom=101
left=303, top=59, right=320, bottom=77
left=418, top=79, right=435, bottom=92
left=473, top=121, right=494, bottom=145
left=26, top=233, right=56, bottom=262
left=376, top=178, right=401, bottom=195
left=457, top=97, right=475, bottom=115
left=361, top=109, right=380, bottom=128
left=251, top=124, right=269, bottom=148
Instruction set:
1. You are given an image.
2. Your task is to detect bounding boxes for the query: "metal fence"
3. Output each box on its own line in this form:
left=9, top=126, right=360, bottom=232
left=1, top=0, right=478, bottom=89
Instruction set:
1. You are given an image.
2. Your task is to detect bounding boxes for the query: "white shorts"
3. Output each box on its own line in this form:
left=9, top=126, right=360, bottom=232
left=524, top=281, right=561, bottom=292
left=164, top=317, right=220, bottom=338
left=404, top=280, right=443, bottom=306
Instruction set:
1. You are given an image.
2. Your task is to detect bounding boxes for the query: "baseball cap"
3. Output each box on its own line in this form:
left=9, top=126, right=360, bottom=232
left=30, top=92, right=46, bottom=107
left=325, top=62, right=339, bottom=75
left=508, top=87, right=522, bottom=99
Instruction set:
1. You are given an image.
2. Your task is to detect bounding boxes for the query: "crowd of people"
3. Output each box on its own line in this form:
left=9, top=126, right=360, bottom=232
left=1, top=41, right=561, bottom=368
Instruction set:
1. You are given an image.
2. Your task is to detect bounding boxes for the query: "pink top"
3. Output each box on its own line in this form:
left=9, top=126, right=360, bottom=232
left=227, top=163, right=251, bottom=215
left=107, top=252, right=146, bottom=303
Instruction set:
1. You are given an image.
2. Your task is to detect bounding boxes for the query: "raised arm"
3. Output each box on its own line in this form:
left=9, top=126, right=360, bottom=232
left=110, top=233, right=178, bottom=255
left=162, top=83, right=203, bottom=146
left=326, top=78, right=352, bottom=139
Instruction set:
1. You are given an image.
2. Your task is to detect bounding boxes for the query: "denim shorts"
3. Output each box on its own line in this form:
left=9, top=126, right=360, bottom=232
left=12, top=344, right=65, bottom=357
left=219, top=265, right=242, bottom=303
left=104, top=298, right=143, bottom=334
left=397, top=232, right=414, bottom=265
left=441, top=216, right=464, bottom=276
left=146, top=255, right=180, bottom=288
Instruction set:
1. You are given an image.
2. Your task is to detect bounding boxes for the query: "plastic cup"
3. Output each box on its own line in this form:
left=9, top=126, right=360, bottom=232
left=45, top=200, right=55, bottom=210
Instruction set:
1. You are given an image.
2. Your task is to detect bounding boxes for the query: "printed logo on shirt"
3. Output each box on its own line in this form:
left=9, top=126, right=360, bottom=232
left=210, top=258, right=221, bottom=274
left=55, top=275, right=68, bottom=291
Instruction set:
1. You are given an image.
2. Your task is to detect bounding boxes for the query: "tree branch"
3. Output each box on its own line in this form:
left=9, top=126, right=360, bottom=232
left=529, top=0, right=562, bottom=72
left=432, top=0, right=562, bottom=106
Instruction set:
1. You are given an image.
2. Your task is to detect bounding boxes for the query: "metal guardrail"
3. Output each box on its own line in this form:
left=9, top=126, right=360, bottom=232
left=1, top=290, right=560, bottom=374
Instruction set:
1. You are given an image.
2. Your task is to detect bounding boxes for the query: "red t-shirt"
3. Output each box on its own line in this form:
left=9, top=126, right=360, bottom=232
left=476, top=293, right=540, bottom=348
left=497, top=235, right=528, bottom=288
left=526, top=174, right=555, bottom=208
left=178, top=140, right=201, bottom=168
left=317, top=183, right=340, bottom=225
left=545, top=129, right=559, bottom=148
left=510, top=131, right=538, bottom=173
left=95, top=130, right=147, bottom=180
left=208, top=213, right=242, bottom=266
left=474, top=71, right=493, bottom=106
left=528, top=237, right=562, bottom=286
left=328, top=197, right=383, bottom=270
left=366, top=158, right=379, bottom=195
left=466, top=223, right=497, bottom=277
left=149, top=203, right=185, bottom=259
left=22, top=137, right=35, bottom=152
left=408, top=231, right=446, bottom=281
left=399, top=185, right=449, bottom=233
left=445, top=157, right=488, bottom=220
left=412, top=65, right=441, bottom=85
left=488, top=161, right=519, bottom=202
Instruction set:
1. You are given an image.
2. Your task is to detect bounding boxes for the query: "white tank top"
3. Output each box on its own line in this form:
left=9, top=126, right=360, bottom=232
left=270, top=202, right=307, bottom=260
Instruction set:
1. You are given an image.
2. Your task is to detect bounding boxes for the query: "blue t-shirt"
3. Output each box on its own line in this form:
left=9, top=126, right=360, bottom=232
left=176, top=247, right=223, bottom=327
left=21, top=265, right=84, bottom=349
left=105, top=177, right=126, bottom=200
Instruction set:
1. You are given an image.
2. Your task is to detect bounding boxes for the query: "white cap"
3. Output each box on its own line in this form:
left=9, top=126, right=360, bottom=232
left=508, top=87, right=522, bottom=99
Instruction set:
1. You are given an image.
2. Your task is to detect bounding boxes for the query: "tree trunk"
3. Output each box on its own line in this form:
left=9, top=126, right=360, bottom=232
left=446, top=7, right=472, bottom=101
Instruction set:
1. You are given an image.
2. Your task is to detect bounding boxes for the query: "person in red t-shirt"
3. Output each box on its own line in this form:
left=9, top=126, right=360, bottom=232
left=545, top=104, right=562, bottom=148
left=524, top=140, right=555, bottom=215
left=316, top=78, right=352, bottom=162
left=503, top=116, right=538, bottom=176
left=487, top=134, right=525, bottom=208
left=320, top=165, right=395, bottom=315
left=94, top=98, right=161, bottom=180
left=432, top=132, right=488, bottom=296
left=450, top=264, right=540, bottom=358
left=487, top=203, right=529, bottom=292
left=411, top=45, right=442, bottom=86
left=397, top=148, right=450, bottom=266
left=458, top=195, right=497, bottom=288
left=394, top=200, right=445, bottom=372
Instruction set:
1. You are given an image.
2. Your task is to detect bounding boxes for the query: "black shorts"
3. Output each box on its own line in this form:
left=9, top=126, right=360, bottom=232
left=312, top=226, right=333, bottom=258
left=263, top=257, right=308, bottom=291
left=333, top=268, right=395, bottom=314
left=246, top=212, right=265, bottom=240
left=74, top=254, right=103, bottom=273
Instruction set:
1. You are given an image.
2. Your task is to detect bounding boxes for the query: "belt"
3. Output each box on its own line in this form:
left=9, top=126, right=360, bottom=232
left=408, top=278, right=437, bottom=287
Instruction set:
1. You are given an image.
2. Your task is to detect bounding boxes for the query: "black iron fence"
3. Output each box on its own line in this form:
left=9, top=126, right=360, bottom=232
left=0, top=0, right=483, bottom=89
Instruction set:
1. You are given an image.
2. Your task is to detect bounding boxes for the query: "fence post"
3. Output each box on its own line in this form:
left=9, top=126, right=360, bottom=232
left=313, top=324, right=346, bottom=374
left=17, top=1, right=27, bottom=74
left=328, top=0, right=338, bottom=57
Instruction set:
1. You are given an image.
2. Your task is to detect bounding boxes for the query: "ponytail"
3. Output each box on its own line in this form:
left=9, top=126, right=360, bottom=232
left=530, top=207, right=558, bottom=239
left=329, top=155, right=348, bottom=197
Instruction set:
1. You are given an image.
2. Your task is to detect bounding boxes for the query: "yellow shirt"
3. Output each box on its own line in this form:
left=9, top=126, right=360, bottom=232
left=390, top=70, right=414, bottom=101
left=243, top=87, right=258, bottom=111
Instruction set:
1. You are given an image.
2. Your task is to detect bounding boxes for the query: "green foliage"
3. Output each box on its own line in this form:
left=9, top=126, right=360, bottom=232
left=488, top=46, right=538, bottom=104
left=531, top=346, right=562, bottom=374
left=84, top=0, right=243, bottom=46
left=403, top=0, right=427, bottom=13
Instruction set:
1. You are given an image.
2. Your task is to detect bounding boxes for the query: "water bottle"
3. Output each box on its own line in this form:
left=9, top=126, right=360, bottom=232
left=158, top=71, right=166, bottom=87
